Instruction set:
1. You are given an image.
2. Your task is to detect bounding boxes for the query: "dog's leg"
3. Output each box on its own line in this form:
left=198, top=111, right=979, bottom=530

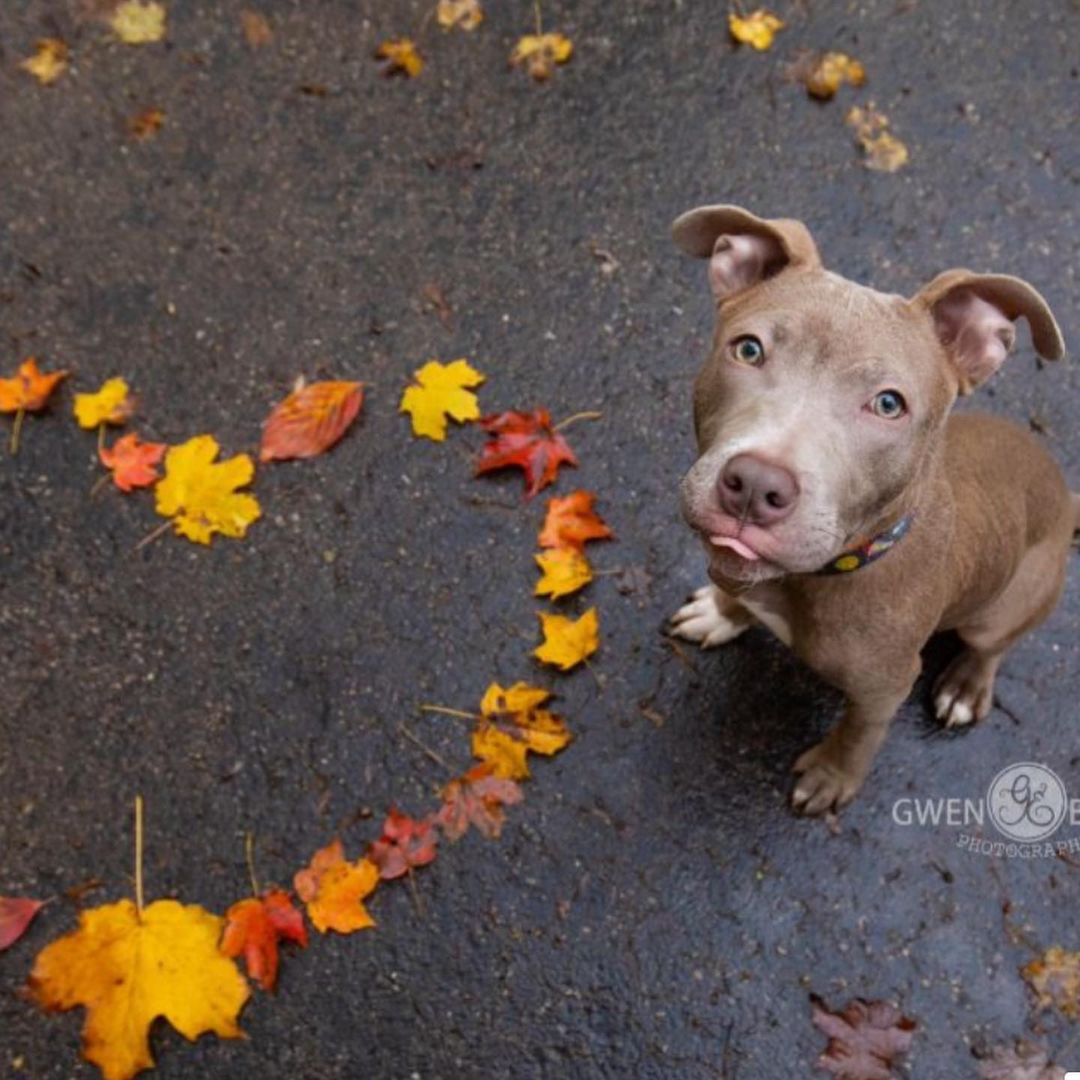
left=669, top=584, right=753, bottom=648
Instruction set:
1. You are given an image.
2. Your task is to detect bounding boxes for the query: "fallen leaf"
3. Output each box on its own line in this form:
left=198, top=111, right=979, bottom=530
left=534, top=609, right=599, bottom=671
left=128, top=106, right=165, bottom=139
left=400, top=358, right=485, bottom=441
left=978, top=1040, right=1065, bottom=1080
left=220, top=889, right=307, bottom=993
left=797, top=51, right=866, bottom=100
left=811, top=994, right=917, bottom=1080
left=480, top=680, right=572, bottom=757
left=509, top=33, right=573, bottom=80
left=535, top=547, right=593, bottom=599
left=376, top=38, right=423, bottom=78
left=1022, top=947, right=1080, bottom=1018
left=240, top=9, right=272, bottom=47
left=476, top=409, right=578, bottom=498
left=109, top=1, right=167, bottom=45
left=29, top=898, right=249, bottom=1080
left=154, top=435, right=261, bottom=544
left=846, top=104, right=909, bottom=172
left=0, top=358, right=69, bottom=414
left=437, top=0, right=484, bottom=31
left=436, top=765, right=523, bottom=841
left=367, top=808, right=438, bottom=880
left=472, top=725, right=530, bottom=780
left=100, top=433, right=167, bottom=491
left=293, top=839, right=378, bottom=935
left=479, top=681, right=551, bottom=718
left=259, top=379, right=364, bottom=462
left=21, top=38, right=68, bottom=84
left=73, top=377, right=132, bottom=430
left=0, top=896, right=44, bottom=951
left=539, top=490, right=613, bottom=551
left=728, top=9, right=784, bottom=51
left=421, top=282, right=453, bottom=327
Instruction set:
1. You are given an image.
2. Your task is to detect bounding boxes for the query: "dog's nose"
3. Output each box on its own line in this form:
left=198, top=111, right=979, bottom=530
left=718, top=454, right=799, bottom=525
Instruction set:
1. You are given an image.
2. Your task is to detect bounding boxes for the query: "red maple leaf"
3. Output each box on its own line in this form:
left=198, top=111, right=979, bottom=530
left=367, top=808, right=438, bottom=880
left=220, top=888, right=308, bottom=992
left=475, top=409, right=577, bottom=499
left=436, top=764, right=524, bottom=842
left=811, top=994, right=917, bottom=1079
left=0, top=896, right=44, bottom=951
left=99, top=433, right=167, bottom=491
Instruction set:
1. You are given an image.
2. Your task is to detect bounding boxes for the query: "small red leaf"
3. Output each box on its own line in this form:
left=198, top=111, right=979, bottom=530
left=475, top=408, right=577, bottom=499
left=0, top=896, right=44, bottom=951
left=811, top=994, right=917, bottom=1079
left=99, top=433, right=167, bottom=491
left=260, top=380, right=364, bottom=463
left=367, top=808, right=438, bottom=880
left=436, top=764, right=524, bottom=842
left=220, top=888, right=307, bottom=992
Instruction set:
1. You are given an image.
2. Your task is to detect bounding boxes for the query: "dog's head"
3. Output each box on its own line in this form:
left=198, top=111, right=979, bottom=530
left=675, top=204, right=1064, bottom=587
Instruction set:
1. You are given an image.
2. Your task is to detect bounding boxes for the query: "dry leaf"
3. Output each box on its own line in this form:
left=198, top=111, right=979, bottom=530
left=400, top=358, right=485, bottom=441
left=535, top=548, right=593, bottom=599
left=240, top=9, right=272, bottom=47
left=728, top=10, right=784, bottom=51
left=539, top=490, right=614, bottom=551
left=437, top=0, right=484, bottom=31
left=29, top=898, right=249, bottom=1080
left=154, top=434, right=261, bottom=544
left=811, top=994, right=917, bottom=1080
left=219, top=889, right=307, bottom=993
left=472, top=725, right=530, bottom=780
left=99, top=433, right=167, bottom=491
left=109, top=1, right=167, bottom=45
left=846, top=104, right=909, bottom=172
left=436, top=765, right=523, bottom=841
left=0, top=896, right=44, bottom=951
left=0, top=358, right=68, bottom=414
left=376, top=38, right=423, bottom=78
left=293, top=839, right=378, bottom=935
left=534, top=609, right=599, bottom=671
left=1022, top=947, right=1080, bottom=1018
left=798, top=51, right=866, bottom=100
left=259, top=379, right=363, bottom=462
left=978, top=1040, right=1065, bottom=1080
left=480, top=681, right=572, bottom=757
left=21, top=39, right=68, bottom=84
left=509, top=33, right=573, bottom=80
left=128, top=106, right=164, bottom=139
left=367, top=808, right=438, bottom=880
left=73, top=378, right=132, bottom=429
left=475, top=409, right=578, bottom=498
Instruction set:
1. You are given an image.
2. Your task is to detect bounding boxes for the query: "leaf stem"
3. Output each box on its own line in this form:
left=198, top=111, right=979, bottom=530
left=133, top=519, right=173, bottom=552
left=10, top=407, right=24, bottom=455
left=534, top=0, right=543, bottom=35
left=418, top=704, right=481, bottom=722
left=553, top=410, right=602, bottom=432
left=134, top=794, right=145, bottom=920
left=398, top=723, right=454, bottom=771
left=245, top=831, right=260, bottom=897
left=406, top=867, right=425, bottom=918
left=90, top=472, right=112, bottom=498
left=97, top=424, right=106, bottom=453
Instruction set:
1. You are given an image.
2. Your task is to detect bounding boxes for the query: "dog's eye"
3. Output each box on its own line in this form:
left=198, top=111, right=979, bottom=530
left=731, top=336, right=764, bottom=366
left=871, top=390, right=907, bottom=419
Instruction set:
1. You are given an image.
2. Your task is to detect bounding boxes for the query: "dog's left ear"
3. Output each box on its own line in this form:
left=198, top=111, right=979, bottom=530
left=913, top=270, right=1065, bottom=394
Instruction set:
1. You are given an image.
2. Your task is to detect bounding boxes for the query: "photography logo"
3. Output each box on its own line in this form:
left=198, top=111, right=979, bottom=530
left=986, top=762, right=1068, bottom=843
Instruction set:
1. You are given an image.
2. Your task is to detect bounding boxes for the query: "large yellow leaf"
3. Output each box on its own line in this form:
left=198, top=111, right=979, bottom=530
left=73, top=378, right=131, bottom=430
left=154, top=435, right=261, bottom=545
left=29, top=898, right=249, bottom=1080
left=399, top=358, right=485, bottom=441
left=534, top=548, right=592, bottom=599
left=110, top=1, right=167, bottom=44
left=534, top=609, right=599, bottom=671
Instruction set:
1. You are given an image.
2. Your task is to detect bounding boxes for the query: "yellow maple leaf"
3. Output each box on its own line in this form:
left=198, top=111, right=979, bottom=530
left=110, top=1, right=167, bottom=45
left=294, top=840, right=379, bottom=935
left=479, top=681, right=571, bottom=757
left=846, top=104, right=909, bottom=172
left=534, top=547, right=592, bottom=599
left=472, top=724, right=530, bottom=780
left=800, top=51, right=866, bottom=100
left=437, top=0, right=484, bottom=31
left=534, top=609, right=599, bottom=671
left=73, top=378, right=132, bottom=430
left=480, top=681, right=551, bottom=718
left=728, top=9, right=784, bottom=51
left=375, top=38, right=424, bottom=77
left=154, top=435, right=261, bottom=544
left=29, top=898, right=249, bottom=1080
left=400, top=358, right=485, bottom=441
left=509, top=32, right=573, bottom=80
left=21, top=38, right=68, bottom=85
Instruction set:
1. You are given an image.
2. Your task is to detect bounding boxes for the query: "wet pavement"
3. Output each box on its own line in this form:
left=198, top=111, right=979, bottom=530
left=1, top=1, right=1078, bottom=1077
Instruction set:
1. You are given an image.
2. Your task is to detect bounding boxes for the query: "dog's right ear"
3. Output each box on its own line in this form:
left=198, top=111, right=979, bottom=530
left=672, top=204, right=821, bottom=302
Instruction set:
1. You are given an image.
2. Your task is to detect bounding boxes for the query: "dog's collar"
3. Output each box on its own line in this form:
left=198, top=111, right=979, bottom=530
left=816, top=515, right=913, bottom=575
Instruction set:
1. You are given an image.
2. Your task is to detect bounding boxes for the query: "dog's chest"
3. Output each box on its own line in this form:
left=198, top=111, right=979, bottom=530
left=738, top=584, right=794, bottom=647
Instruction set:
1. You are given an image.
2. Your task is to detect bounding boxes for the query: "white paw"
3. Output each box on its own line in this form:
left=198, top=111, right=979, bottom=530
left=934, top=690, right=975, bottom=728
left=669, top=586, right=750, bottom=648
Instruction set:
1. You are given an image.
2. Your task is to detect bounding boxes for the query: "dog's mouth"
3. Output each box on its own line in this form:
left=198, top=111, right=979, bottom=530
left=709, top=534, right=762, bottom=561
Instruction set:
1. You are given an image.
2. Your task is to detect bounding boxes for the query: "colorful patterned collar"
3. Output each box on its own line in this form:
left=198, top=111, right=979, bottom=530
left=817, top=515, right=913, bottom=575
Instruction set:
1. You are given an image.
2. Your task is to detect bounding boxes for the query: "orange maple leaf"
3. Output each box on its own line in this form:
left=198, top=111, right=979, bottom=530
left=0, top=358, right=69, bottom=453
left=259, top=379, right=364, bottom=462
left=293, top=839, right=378, bottom=935
left=475, top=409, right=578, bottom=499
left=220, top=889, right=307, bottom=992
left=367, top=808, right=438, bottom=881
left=539, top=490, right=613, bottom=551
left=375, top=38, right=423, bottom=77
left=436, top=765, right=523, bottom=842
left=99, top=433, right=167, bottom=492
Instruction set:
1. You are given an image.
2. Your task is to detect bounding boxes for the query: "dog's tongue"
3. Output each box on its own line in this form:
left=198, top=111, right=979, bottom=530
left=710, top=535, right=761, bottom=561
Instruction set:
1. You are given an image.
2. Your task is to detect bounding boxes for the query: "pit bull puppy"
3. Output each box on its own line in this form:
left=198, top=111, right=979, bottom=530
left=669, top=204, right=1077, bottom=815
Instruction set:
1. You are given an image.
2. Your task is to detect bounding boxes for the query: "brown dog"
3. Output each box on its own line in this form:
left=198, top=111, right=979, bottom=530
left=669, top=204, right=1077, bottom=815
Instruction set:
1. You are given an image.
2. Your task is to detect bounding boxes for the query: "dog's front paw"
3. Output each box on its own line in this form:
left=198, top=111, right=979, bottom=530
left=791, top=742, right=866, bottom=816
left=933, top=648, right=996, bottom=729
left=669, top=586, right=751, bottom=648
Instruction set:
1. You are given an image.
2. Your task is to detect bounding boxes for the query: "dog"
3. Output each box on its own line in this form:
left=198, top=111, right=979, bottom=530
left=669, top=204, right=1077, bottom=815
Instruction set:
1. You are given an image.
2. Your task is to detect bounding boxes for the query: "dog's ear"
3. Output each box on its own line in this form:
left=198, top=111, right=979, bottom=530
left=671, top=204, right=821, bottom=302
left=913, top=270, right=1065, bottom=394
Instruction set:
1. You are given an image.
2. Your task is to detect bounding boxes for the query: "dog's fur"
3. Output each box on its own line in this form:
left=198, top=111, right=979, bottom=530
left=669, top=204, right=1077, bottom=814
